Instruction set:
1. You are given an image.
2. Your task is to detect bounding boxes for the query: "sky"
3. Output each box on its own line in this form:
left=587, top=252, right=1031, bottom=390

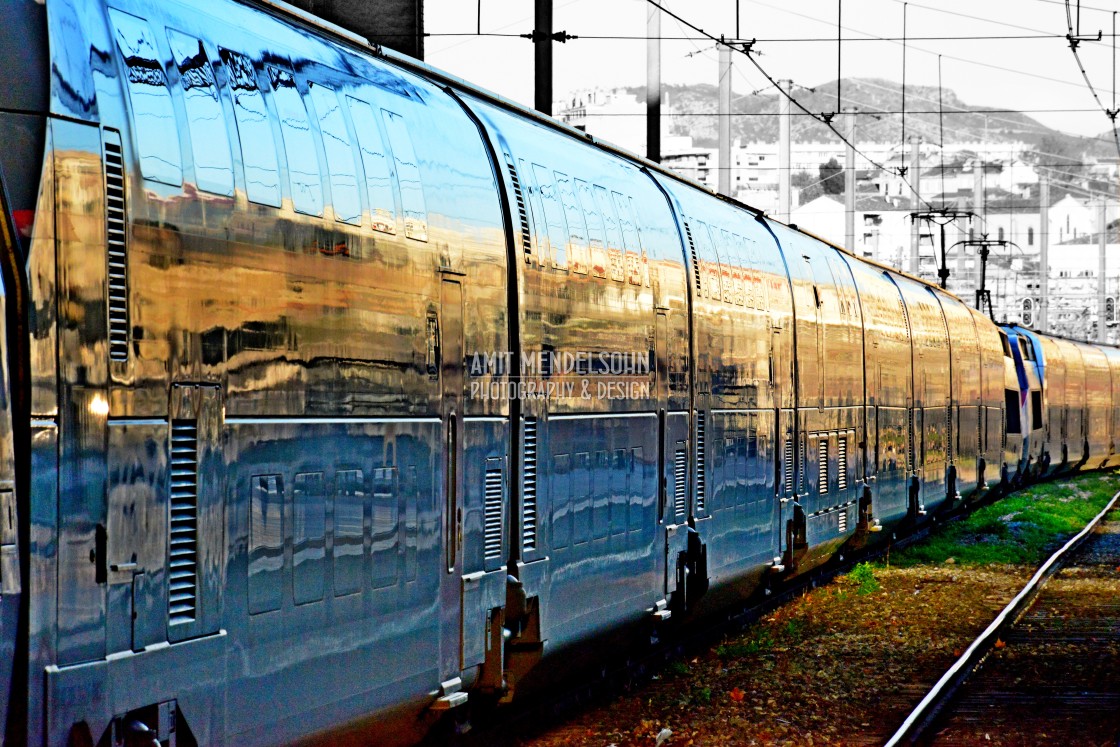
left=424, top=0, right=1120, bottom=150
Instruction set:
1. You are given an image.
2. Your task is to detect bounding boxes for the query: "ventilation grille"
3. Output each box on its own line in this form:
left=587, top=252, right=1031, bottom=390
left=673, top=448, right=687, bottom=518
left=483, top=461, right=503, bottom=560
left=946, top=403, right=954, bottom=462
left=908, top=407, right=916, bottom=470
left=818, top=440, right=828, bottom=494
left=104, top=132, right=129, bottom=362
left=169, top=419, right=199, bottom=625
left=695, top=411, right=706, bottom=512
left=783, top=439, right=794, bottom=493
left=505, top=155, right=532, bottom=262
left=838, top=436, right=848, bottom=491
left=684, top=221, right=701, bottom=294
left=800, top=437, right=806, bottom=493
left=838, top=508, right=848, bottom=533
left=522, top=418, right=538, bottom=551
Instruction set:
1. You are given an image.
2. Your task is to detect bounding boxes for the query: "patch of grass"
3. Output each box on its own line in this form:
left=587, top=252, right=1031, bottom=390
left=845, top=561, right=881, bottom=594
left=782, top=618, right=807, bottom=641
left=716, top=629, right=774, bottom=658
left=693, top=685, right=712, bottom=705
left=891, top=471, right=1117, bottom=568
left=665, top=660, right=689, bottom=677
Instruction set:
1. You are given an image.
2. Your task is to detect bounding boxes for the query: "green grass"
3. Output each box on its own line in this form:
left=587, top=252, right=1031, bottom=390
left=845, top=561, right=881, bottom=593
left=715, top=629, right=774, bottom=658
left=888, top=471, right=1118, bottom=568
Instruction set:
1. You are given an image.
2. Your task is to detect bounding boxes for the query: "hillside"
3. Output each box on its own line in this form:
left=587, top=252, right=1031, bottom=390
left=623, top=78, right=1111, bottom=160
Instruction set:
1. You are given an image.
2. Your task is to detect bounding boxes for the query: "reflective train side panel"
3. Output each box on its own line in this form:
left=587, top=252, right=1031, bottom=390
left=3, top=0, right=1120, bottom=743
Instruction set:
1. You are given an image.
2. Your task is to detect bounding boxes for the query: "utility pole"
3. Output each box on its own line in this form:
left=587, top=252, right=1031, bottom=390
left=845, top=108, right=857, bottom=255
left=778, top=79, right=792, bottom=223
left=972, top=157, right=985, bottom=237
left=534, top=0, right=552, bottom=115
left=909, top=136, right=921, bottom=274
left=718, top=41, right=732, bottom=196
left=1039, top=169, right=1050, bottom=332
left=1100, top=197, right=1108, bottom=342
left=646, top=1, right=660, bottom=162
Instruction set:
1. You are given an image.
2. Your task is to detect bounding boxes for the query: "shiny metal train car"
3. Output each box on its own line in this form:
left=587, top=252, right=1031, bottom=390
left=0, top=0, right=1117, bottom=744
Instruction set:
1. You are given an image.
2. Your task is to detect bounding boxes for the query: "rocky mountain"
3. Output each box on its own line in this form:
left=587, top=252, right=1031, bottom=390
left=624, top=78, right=1113, bottom=160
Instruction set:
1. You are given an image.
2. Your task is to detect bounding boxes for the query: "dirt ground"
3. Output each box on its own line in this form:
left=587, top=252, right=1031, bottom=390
left=509, top=564, right=1029, bottom=746
left=497, top=473, right=1118, bottom=746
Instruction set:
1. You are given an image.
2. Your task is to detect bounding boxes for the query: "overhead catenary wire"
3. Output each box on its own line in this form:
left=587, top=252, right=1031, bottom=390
left=641, top=0, right=956, bottom=224
left=1062, top=0, right=1120, bottom=159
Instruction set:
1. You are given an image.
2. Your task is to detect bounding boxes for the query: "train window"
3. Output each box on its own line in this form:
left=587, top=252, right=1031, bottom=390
left=572, top=452, right=592, bottom=544
left=1005, top=389, right=1022, bottom=433
left=308, top=83, right=362, bottom=225
left=334, top=470, right=364, bottom=597
left=268, top=67, right=324, bottom=217
left=555, top=173, right=588, bottom=274
left=292, top=472, right=326, bottom=605
left=694, top=221, right=723, bottom=302
left=532, top=165, right=569, bottom=270
left=592, top=184, right=624, bottom=281
left=107, top=10, right=183, bottom=186
left=219, top=48, right=282, bottom=206
left=999, top=331, right=1013, bottom=358
left=167, top=30, right=234, bottom=196
left=627, top=447, right=644, bottom=533
left=591, top=450, right=609, bottom=537
left=577, top=180, right=608, bottom=278
left=371, top=466, right=399, bottom=589
left=552, top=454, right=571, bottom=548
left=380, top=109, right=428, bottom=241
left=346, top=97, right=397, bottom=233
left=618, top=193, right=648, bottom=286
left=248, top=474, right=284, bottom=614
left=1031, top=390, right=1043, bottom=430
left=610, top=450, right=627, bottom=536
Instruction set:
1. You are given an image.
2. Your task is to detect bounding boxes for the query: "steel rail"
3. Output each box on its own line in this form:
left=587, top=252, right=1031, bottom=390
left=883, top=487, right=1120, bottom=746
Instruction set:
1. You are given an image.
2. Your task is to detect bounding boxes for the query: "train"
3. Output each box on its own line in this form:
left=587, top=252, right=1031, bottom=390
left=0, top=0, right=1117, bottom=744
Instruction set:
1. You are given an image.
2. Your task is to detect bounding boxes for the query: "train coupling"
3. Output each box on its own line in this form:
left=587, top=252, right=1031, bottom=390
left=432, top=677, right=469, bottom=711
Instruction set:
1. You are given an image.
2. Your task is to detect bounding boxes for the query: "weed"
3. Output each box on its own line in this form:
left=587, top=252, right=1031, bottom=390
left=693, top=686, right=712, bottom=705
left=665, top=660, right=689, bottom=677
left=846, top=562, right=881, bottom=594
left=716, top=630, right=774, bottom=658
left=783, top=618, right=807, bottom=641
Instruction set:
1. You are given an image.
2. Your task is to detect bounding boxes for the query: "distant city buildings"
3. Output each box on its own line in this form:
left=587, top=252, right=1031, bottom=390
left=556, top=86, right=1120, bottom=342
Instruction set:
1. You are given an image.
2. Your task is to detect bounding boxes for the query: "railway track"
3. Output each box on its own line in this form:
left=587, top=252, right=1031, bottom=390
left=885, top=489, right=1120, bottom=746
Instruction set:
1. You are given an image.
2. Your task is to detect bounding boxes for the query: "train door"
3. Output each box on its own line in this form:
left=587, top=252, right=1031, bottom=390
left=438, top=278, right=467, bottom=687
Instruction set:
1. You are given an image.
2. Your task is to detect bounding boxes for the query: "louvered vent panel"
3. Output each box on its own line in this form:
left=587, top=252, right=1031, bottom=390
left=104, top=132, right=129, bottom=362
left=695, top=411, right=706, bottom=512
left=818, top=440, right=828, bottom=494
left=783, top=439, right=794, bottom=493
left=946, top=404, right=954, bottom=462
left=908, top=408, right=916, bottom=469
left=838, top=508, right=848, bottom=533
left=483, top=462, right=503, bottom=560
left=522, top=418, right=538, bottom=551
left=169, top=419, right=199, bottom=625
left=838, top=436, right=848, bottom=490
left=684, top=222, right=701, bottom=294
left=799, top=438, right=806, bottom=493
left=673, top=449, right=687, bottom=518
left=505, top=155, right=533, bottom=262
